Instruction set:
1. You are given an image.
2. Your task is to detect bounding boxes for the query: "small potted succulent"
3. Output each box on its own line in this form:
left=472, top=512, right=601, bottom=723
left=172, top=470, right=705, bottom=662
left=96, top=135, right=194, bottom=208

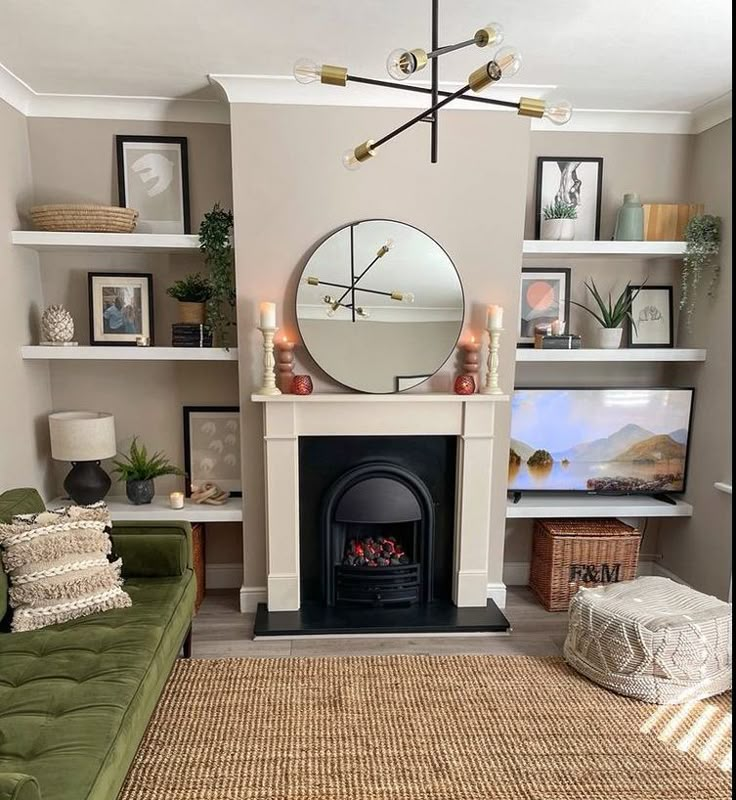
left=541, top=200, right=577, bottom=241
left=570, top=279, right=643, bottom=349
left=166, top=273, right=212, bottom=324
left=112, top=437, right=184, bottom=505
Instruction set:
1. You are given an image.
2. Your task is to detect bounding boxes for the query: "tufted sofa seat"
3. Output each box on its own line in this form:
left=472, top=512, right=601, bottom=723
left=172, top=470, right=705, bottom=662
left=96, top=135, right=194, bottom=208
left=0, top=488, right=196, bottom=800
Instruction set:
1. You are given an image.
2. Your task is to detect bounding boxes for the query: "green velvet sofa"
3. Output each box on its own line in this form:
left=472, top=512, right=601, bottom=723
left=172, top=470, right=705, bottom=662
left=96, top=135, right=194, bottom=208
left=0, top=488, right=196, bottom=800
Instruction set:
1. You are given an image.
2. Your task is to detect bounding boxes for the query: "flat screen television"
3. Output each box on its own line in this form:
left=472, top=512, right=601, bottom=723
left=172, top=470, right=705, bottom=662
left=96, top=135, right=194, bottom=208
left=509, top=388, right=694, bottom=494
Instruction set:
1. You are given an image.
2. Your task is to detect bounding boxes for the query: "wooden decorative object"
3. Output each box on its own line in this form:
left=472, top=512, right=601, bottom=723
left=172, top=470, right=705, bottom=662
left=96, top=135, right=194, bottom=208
left=275, top=339, right=296, bottom=393
left=191, top=522, right=206, bottom=613
left=460, top=338, right=481, bottom=390
left=643, top=203, right=704, bottom=241
left=529, top=518, right=641, bottom=612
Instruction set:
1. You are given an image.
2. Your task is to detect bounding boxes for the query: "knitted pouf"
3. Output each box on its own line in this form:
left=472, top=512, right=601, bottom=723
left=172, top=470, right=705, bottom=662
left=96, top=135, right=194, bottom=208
left=564, top=576, right=732, bottom=704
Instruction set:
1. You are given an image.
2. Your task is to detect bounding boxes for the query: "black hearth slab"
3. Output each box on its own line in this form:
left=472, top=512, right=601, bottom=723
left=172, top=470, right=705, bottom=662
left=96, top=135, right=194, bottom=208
left=254, top=600, right=510, bottom=637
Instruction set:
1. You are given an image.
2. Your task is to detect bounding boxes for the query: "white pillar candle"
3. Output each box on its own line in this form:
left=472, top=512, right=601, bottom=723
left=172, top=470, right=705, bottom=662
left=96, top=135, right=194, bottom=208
left=169, top=491, right=184, bottom=510
left=550, top=319, right=564, bottom=336
left=486, top=304, right=503, bottom=330
left=259, top=302, right=276, bottom=329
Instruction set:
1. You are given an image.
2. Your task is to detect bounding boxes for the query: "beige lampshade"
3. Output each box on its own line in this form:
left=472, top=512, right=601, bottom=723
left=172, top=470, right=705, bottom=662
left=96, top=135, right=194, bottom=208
left=48, top=411, right=117, bottom=462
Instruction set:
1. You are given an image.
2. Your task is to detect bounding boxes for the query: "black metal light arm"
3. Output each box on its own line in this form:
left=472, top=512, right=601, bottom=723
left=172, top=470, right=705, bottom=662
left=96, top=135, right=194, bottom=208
left=337, top=251, right=387, bottom=304
left=427, top=38, right=477, bottom=59
left=313, top=279, right=397, bottom=299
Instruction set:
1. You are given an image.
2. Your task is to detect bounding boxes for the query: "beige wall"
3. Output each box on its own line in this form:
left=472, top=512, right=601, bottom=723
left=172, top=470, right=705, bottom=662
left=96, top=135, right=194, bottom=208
left=24, top=117, right=241, bottom=564
left=230, top=104, right=531, bottom=591
left=662, top=119, right=732, bottom=599
left=0, top=99, right=54, bottom=497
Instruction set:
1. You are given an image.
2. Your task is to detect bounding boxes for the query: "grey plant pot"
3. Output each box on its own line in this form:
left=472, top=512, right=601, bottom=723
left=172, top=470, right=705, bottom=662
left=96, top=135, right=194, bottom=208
left=126, top=479, right=155, bottom=505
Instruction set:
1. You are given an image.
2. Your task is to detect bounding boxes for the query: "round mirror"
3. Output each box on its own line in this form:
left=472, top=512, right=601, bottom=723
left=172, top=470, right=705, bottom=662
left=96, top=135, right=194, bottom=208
left=296, top=220, right=464, bottom=393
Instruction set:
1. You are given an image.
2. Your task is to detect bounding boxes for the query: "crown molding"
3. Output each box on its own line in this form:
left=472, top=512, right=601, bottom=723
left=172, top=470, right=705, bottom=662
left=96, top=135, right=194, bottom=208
left=0, top=61, right=33, bottom=114
left=692, top=91, right=732, bottom=134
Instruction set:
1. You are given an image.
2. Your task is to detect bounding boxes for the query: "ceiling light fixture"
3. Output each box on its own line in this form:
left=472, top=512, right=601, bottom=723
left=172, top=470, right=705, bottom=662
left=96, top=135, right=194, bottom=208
left=293, top=0, right=573, bottom=169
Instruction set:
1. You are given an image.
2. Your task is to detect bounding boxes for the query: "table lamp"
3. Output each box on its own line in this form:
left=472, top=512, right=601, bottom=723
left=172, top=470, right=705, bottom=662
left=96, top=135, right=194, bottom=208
left=49, top=411, right=117, bottom=504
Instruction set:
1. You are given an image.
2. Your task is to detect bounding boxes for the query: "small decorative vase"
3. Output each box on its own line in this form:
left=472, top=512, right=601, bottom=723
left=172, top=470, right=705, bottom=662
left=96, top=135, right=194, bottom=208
left=613, top=193, right=644, bottom=241
left=454, top=375, right=476, bottom=395
left=541, top=218, right=575, bottom=241
left=596, top=327, right=623, bottom=349
left=179, top=302, right=206, bottom=324
left=291, top=375, right=313, bottom=395
left=41, top=304, right=76, bottom=345
left=126, top=479, right=155, bottom=505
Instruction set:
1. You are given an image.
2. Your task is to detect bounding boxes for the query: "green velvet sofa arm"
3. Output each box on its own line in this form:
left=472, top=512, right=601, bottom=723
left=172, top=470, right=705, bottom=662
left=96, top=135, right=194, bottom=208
left=0, top=774, right=41, bottom=800
left=110, top=520, right=193, bottom=578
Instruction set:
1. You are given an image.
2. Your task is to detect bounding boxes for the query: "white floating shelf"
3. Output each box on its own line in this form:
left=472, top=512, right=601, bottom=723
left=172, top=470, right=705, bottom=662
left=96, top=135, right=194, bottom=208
left=21, top=346, right=238, bottom=361
left=11, top=230, right=200, bottom=253
left=506, top=492, right=693, bottom=519
left=516, top=348, right=706, bottom=363
left=52, top=495, right=243, bottom=522
left=522, top=240, right=686, bottom=257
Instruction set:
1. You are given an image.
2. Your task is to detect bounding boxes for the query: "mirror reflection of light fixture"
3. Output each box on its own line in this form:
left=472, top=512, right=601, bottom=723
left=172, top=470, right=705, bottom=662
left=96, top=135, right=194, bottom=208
left=293, top=0, right=572, bottom=168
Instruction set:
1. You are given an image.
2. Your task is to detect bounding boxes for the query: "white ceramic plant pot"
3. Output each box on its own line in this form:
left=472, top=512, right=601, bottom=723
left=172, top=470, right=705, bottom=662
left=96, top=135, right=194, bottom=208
left=596, top=327, right=623, bottom=349
left=541, top=219, right=575, bottom=241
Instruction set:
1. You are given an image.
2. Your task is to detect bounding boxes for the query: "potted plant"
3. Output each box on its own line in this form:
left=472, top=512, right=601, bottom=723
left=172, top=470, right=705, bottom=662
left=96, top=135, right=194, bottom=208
left=570, top=279, right=643, bottom=349
left=112, top=437, right=184, bottom=505
left=541, top=200, right=577, bottom=241
left=200, top=204, right=235, bottom=347
left=166, top=273, right=212, bottom=324
left=681, top=214, right=721, bottom=328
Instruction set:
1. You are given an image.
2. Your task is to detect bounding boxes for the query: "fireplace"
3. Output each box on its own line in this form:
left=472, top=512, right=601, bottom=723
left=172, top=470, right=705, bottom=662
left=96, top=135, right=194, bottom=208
left=323, top=463, right=435, bottom=607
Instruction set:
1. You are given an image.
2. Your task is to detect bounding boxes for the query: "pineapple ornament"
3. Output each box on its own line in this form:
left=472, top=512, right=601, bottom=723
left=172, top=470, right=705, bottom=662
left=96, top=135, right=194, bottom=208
left=40, top=304, right=78, bottom=346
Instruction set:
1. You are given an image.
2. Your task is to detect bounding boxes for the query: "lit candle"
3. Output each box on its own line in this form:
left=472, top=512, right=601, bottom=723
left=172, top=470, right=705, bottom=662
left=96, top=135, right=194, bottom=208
left=169, top=491, right=184, bottom=510
left=259, top=302, right=276, bottom=329
left=550, top=319, right=564, bottom=336
left=486, top=304, right=503, bottom=330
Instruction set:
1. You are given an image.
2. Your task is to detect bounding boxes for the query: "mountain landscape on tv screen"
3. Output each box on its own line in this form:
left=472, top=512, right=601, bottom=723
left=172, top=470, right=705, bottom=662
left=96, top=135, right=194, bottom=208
left=509, top=422, right=686, bottom=493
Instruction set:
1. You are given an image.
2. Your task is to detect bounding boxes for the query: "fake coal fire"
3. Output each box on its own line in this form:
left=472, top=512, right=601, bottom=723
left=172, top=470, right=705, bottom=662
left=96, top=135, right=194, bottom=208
left=343, top=536, right=412, bottom=568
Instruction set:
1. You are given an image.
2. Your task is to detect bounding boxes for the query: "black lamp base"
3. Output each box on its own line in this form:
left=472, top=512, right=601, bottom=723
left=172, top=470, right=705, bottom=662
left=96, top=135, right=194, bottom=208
left=64, top=461, right=112, bottom=505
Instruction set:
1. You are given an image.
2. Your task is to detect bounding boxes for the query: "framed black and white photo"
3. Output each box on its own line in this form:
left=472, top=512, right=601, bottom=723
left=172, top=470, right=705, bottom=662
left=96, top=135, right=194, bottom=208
left=183, top=406, right=242, bottom=497
left=88, top=272, right=154, bottom=345
left=534, top=157, right=603, bottom=240
left=626, top=285, right=674, bottom=348
left=518, top=267, right=571, bottom=347
left=116, top=135, right=190, bottom=234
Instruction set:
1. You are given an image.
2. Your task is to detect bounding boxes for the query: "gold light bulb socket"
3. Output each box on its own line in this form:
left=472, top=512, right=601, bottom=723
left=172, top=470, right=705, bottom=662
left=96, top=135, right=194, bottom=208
left=320, top=64, right=348, bottom=86
left=307, top=276, right=320, bottom=286
left=517, top=97, right=546, bottom=119
left=354, top=140, right=376, bottom=163
left=390, top=291, right=404, bottom=302
left=408, top=48, right=428, bottom=72
left=468, top=61, right=502, bottom=93
left=377, top=245, right=390, bottom=257
left=474, top=26, right=500, bottom=47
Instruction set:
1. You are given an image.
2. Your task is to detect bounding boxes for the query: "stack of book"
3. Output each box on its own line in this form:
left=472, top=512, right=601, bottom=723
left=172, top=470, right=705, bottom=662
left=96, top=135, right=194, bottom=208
left=171, top=323, right=213, bottom=348
left=534, top=333, right=582, bottom=349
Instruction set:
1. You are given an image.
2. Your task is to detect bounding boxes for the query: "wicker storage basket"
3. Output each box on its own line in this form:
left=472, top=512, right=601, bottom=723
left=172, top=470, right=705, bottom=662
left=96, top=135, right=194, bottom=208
left=529, top=518, right=641, bottom=611
left=30, top=204, right=138, bottom=233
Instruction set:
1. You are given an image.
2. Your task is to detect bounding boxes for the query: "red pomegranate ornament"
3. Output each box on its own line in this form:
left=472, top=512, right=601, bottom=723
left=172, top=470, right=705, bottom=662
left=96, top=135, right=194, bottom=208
left=291, top=374, right=314, bottom=395
left=454, top=374, right=475, bottom=395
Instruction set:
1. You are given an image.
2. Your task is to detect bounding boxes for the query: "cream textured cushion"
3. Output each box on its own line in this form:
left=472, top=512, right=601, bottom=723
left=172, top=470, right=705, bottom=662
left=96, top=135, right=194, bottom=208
left=0, top=502, right=131, bottom=632
left=564, top=576, right=731, bottom=704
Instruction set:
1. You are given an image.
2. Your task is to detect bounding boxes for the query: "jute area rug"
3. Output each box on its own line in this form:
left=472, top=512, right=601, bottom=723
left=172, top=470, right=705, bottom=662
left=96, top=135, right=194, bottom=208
left=120, top=655, right=731, bottom=800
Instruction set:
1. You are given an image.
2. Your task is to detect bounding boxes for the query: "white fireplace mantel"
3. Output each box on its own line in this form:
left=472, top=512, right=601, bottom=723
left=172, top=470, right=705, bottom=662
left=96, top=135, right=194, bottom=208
left=252, top=392, right=509, bottom=612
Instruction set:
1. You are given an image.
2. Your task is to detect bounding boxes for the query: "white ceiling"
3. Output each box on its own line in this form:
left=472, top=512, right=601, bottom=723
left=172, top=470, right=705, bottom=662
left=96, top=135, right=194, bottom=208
left=0, top=0, right=732, bottom=115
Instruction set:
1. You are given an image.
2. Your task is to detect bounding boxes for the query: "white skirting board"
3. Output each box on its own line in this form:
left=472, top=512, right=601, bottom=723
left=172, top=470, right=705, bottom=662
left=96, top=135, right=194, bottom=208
left=205, top=564, right=243, bottom=590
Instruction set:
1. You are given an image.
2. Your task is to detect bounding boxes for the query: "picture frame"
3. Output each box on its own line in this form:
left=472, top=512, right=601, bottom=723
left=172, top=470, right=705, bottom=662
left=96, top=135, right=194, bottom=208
left=115, top=135, right=191, bottom=234
left=88, top=272, right=154, bottom=345
left=518, top=267, right=571, bottom=347
left=534, top=157, right=603, bottom=240
left=183, top=406, right=242, bottom=497
left=626, top=285, right=674, bottom=348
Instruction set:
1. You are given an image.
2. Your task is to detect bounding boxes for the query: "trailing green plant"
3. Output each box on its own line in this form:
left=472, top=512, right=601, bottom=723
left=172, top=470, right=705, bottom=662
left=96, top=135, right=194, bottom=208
left=166, top=273, right=212, bottom=303
left=570, top=278, right=644, bottom=329
left=111, top=437, right=184, bottom=483
left=543, top=200, right=578, bottom=220
left=199, top=204, right=235, bottom=347
left=681, top=214, right=721, bottom=327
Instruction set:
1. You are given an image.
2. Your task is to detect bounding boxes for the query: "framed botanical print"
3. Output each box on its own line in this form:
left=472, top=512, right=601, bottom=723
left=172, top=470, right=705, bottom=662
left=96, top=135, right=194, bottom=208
left=183, top=406, right=242, bottom=497
left=518, top=268, right=571, bottom=347
left=88, top=272, right=154, bottom=345
left=116, top=135, right=191, bottom=234
left=534, top=157, right=603, bottom=240
left=626, top=285, right=674, bottom=348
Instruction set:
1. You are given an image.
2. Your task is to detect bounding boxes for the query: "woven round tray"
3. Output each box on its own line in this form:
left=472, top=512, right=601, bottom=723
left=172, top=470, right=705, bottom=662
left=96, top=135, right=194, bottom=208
left=30, top=204, right=138, bottom=233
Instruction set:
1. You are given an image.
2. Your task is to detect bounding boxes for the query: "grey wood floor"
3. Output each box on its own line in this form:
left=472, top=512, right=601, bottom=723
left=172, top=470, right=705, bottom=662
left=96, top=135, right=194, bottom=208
left=191, top=588, right=569, bottom=659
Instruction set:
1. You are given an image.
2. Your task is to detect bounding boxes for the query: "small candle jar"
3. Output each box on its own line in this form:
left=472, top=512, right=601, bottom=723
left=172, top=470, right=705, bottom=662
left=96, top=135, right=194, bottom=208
left=169, top=491, right=184, bottom=510
left=135, top=335, right=150, bottom=347
left=550, top=319, right=564, bottom=336
left=292, top=374, right=313, bottom=395
left=454, top=375, right=476, bottom=395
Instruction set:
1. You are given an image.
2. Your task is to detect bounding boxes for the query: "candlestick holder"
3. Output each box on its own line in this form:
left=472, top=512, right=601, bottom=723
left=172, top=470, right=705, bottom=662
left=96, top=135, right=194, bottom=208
left=275, top=340, right=296, bottom=394
left=256, top=327, right=282, bottom=396
left=460, top=340, right=481, bottom=392
left=480, top=328, right=504, bottom=395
